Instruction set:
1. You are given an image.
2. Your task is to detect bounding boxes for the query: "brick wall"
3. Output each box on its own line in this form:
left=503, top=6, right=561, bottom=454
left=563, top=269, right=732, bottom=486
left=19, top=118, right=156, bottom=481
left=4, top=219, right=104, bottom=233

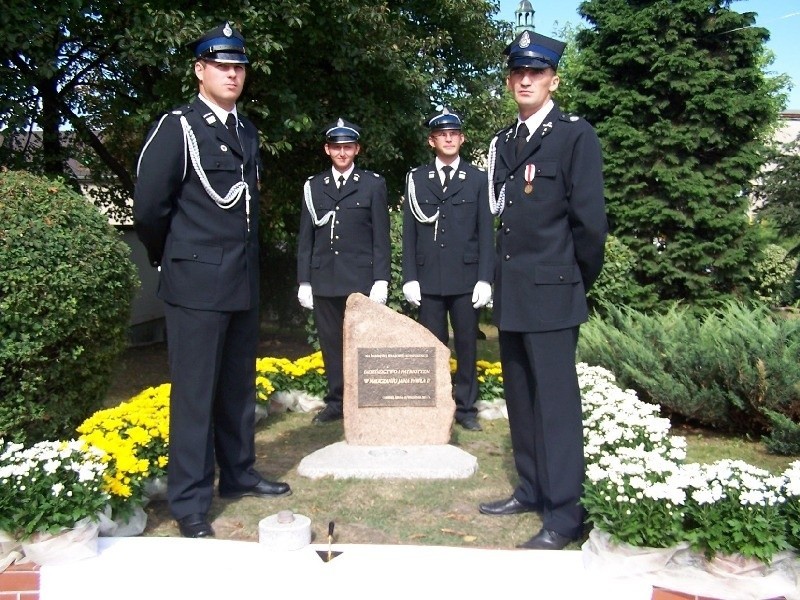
left=0, top=563, right=40, bottom=600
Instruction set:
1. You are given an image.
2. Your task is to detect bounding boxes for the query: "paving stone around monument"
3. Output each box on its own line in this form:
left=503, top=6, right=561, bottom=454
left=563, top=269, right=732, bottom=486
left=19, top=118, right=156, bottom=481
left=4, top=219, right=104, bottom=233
left=297, top=441, right=478, bottom=479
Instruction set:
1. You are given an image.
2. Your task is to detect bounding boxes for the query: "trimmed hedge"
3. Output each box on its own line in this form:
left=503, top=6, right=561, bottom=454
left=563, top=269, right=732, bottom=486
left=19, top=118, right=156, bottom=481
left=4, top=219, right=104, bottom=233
left=0, top=170, right=138, bottom=443
left=578, top=302, right=800, bottom=454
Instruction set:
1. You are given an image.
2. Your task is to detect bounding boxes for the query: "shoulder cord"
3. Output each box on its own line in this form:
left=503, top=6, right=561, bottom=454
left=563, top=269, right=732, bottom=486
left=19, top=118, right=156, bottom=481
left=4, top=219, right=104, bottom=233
left=487, top=135, right=506, bottom=216
left=406, top=170, right=440, bottom=241
left=179, top=115, right=251, bottom=232
left=303, top=179, right=336, bottom=241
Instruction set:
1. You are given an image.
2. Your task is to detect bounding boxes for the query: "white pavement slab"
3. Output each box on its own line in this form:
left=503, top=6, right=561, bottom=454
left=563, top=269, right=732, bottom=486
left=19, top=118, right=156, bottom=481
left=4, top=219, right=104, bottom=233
left=40, top=537, right=653, bottom=600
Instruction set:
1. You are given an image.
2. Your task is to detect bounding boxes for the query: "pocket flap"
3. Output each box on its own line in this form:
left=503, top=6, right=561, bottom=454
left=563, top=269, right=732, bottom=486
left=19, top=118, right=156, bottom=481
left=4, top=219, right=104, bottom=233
left=534, top=264, right=580, bottom=284
left=171, top=241, right=223, bottom=265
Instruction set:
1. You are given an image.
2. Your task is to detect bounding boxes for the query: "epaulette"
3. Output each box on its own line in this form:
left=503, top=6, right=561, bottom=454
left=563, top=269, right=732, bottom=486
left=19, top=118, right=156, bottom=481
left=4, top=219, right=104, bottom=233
left=559, top=113, right=581, bottom=123
left=169, top=104, right=192, bottom=116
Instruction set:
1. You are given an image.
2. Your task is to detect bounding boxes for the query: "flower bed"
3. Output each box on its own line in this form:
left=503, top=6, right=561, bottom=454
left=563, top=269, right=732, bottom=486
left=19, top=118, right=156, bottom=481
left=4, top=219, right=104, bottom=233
left=2, top=353, right=797, bottom=571
left=580, top=365, right=798, bottom=564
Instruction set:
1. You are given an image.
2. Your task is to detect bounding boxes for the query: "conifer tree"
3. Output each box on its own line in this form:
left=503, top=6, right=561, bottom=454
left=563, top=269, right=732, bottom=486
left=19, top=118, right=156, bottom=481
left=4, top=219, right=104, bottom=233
left=570, top=0, right=786, bottom=307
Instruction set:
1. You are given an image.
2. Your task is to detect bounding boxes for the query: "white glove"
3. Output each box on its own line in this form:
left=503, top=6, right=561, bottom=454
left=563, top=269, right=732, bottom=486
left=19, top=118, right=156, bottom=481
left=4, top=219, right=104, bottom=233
left=297, top=283, right=314, bottom=310
left=369, top=280, right=389, bottom=304
left=472, top=280, right=492, bottom=309
left=402, top=281, right=421, bottom=307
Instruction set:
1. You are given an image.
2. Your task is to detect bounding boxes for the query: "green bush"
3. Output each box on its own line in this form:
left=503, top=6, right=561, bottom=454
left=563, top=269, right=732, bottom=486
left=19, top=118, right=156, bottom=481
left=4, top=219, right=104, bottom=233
left=578, top=302, right=800, bottom=454
left=589, top=235, right=656, bottom=312
left=0, top=170, right=138, bottom=443
left=748, top=243, right=796, bottom=307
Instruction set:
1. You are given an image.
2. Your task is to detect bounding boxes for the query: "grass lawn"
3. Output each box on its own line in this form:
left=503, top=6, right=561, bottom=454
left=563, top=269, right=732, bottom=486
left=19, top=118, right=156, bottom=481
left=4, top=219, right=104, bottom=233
left=115, top=321, right=798, bottom=546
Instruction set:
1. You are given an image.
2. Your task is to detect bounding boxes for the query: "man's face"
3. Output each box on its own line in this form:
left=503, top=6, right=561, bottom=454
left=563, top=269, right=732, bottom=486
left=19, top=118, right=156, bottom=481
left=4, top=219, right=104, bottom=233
left=506, top=67, right=559, bottom=118
left=325, top=142, right=360, bottom=172
left=195, top=60, right=246, bottom=111
left=428, top=129, right=464, bottom=161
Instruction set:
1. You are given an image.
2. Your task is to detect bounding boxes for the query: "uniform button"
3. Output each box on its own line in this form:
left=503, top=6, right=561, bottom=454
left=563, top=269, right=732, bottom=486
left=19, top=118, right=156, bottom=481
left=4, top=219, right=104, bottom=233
left=335, top=251, right=339, bottom=255
left=504, top=254, right=510, bottom=261
left=508, top=200, right=514, bottom=206
left=335, top=235, right=340, bottom=239
left=440, top=228, right=445, bottom=234
left=505, top=227, right=510, bottom=234
left=441, top=214, right=446, bottom=219
left=559, top=275, right=564, bottom=281
left=336, top=206, right=340, bottom=211
left=509, top=175, right=515, bottom=180
left=440, top=243, right=446, bottom=248
left=192, top=253, right=198, bottom=259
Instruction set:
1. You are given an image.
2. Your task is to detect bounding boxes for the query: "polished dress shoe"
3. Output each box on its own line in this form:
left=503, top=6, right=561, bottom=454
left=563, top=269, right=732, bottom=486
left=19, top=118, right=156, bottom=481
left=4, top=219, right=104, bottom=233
left=517, top=528, right=574, bottom=550
left=456, top=415, right=482, bottom=431
left=177, top=513, right=214, bottom=538
left=479, top=496, right=538, bottom=516
left=312, top=403, right=343, bottom=424
left=220, top=478, right=292, bottom=499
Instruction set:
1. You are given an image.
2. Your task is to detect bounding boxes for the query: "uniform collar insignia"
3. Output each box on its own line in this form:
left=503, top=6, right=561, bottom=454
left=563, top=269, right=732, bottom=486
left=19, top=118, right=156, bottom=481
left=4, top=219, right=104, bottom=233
left=428, top=171, right=436, bottom=179
left=353, top=173, right=360, bottom=182
left=324, top=176, right=330, bottom=185
left=458, top=171, right=466, bottom=179
left=542, top=121, right=553, bottom=137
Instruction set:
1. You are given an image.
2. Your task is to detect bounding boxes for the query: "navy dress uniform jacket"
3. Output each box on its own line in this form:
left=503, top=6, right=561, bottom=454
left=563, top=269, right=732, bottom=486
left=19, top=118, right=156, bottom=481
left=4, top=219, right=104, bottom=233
left=491, top=104, right=607, bottom=333
left=297, top=167, right=391, bottom=295
left=402, top=161, right=494, bottom=294
left=134, top=97, right=261, bottom=312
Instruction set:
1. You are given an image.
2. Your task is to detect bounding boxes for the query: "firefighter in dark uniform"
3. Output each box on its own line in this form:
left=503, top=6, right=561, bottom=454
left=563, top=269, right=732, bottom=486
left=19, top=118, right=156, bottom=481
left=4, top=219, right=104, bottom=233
left=296, top=119, right=392, bottom=424
left=478, top=31, right=608, bottom=550
left=134, top=22, right=290, bottom=540
left=401, top=108, right=494, bottom=431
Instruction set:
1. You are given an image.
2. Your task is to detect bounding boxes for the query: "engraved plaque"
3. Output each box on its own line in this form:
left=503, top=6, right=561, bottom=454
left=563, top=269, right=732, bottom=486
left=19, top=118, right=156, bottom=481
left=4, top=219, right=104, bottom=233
left=358, top=347, right=436, bottom=407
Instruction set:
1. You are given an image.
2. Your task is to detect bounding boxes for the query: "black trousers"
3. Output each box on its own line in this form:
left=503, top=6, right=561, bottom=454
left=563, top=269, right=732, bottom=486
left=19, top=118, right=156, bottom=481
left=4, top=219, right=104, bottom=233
left=313, top=295, right=347, bottom=408
left=418, top=292, right=479, bottom=419
left=499, top=326, right=585, bottom=539
left=163, top=302, right=261, bottom=519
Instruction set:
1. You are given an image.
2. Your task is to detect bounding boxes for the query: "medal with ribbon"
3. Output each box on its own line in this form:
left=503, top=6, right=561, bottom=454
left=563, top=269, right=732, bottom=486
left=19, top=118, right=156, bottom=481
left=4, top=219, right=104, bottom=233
left=524, top=163, right=535, bottom=195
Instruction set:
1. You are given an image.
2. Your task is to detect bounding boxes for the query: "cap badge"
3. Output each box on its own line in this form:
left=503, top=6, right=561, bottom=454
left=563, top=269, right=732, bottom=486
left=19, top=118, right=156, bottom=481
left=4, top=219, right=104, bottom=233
left=336, top=118, right=344, bottom=127
left=519, top=31, right=531, bottom=48
left=442, top=107, right=450, bottom=115
left=223, top=22, right=233, bottom=37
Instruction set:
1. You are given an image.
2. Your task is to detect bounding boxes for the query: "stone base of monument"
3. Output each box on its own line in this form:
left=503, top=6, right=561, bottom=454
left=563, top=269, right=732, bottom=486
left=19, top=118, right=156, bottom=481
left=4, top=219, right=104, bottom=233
left=297, top=441, right=477, bottom=479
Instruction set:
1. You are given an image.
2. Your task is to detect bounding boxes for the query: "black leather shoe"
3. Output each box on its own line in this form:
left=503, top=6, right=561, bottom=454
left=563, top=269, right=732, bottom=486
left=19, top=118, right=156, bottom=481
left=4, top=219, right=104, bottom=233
left=177, top=514, right=214, bottom=538
left=220, top=478, right=292, bottom=499
left=313, top=403, right=343, bottom=424
left=517, top=528, right=574, bottom=550
left=479, top=496, right=538, bottom=516
left=457, top=416, right=482, bottom=431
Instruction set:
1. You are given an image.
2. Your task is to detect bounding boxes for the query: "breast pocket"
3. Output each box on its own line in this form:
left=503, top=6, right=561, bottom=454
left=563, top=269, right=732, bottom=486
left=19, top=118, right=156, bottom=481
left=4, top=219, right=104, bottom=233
left=344, top=196, right=372, bottom=209
left=451, top=194, right=477, bottom=224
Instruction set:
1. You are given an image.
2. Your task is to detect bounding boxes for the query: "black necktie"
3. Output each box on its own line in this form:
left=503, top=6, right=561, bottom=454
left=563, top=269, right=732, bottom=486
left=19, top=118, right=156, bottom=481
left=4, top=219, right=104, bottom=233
left=515, top=122, right=529, bottom=158
left=441, top=165, right=452, bottom=191
left=337, top=175, right=345, bottom=190
left=225, top=113, right=239, bottom=143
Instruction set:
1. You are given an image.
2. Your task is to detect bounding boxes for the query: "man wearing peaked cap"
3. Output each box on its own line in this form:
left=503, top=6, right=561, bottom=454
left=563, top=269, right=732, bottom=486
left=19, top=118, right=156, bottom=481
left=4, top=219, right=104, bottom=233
left=401, top=107, right=493, bottom=432
left=188, top=21, right=249, bottom=64
left=297, top=118, right=391, bottom=424
left=504, top=29, right=566, bottom=71
left=134, top=21, right=290, bottom=540
left=478, top=30, right=608, bottom=550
